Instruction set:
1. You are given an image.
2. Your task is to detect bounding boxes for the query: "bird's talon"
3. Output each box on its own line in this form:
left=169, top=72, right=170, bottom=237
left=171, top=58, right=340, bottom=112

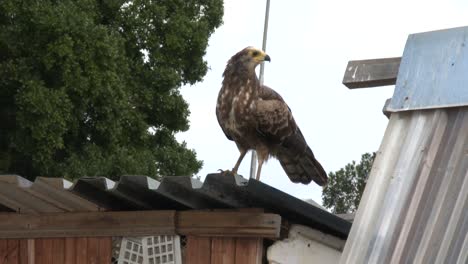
left=218, top=169, right=231, bottom=176
left=217, top=169, right=238, bottom=177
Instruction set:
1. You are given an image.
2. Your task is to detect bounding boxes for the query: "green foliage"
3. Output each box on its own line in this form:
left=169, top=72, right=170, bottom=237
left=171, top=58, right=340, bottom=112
left=322, top=152, right=376, bottom=214
left=0, top=0, right=223, bottom=180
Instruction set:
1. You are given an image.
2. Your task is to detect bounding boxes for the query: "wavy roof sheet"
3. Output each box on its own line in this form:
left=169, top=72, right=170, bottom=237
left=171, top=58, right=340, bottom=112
left=0, top=173, right=351, bottom=239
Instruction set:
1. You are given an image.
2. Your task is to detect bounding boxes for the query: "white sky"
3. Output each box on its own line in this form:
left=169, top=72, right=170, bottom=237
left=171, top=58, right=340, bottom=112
left=176, top=0, right=468, bottom=204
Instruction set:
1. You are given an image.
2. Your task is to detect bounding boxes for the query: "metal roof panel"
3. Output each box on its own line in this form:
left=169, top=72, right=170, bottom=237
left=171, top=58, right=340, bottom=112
left=0, top=173, right=351, bottom=238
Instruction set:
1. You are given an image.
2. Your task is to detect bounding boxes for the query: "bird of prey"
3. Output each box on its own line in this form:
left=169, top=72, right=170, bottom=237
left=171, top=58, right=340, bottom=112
left=216, top=47, right=327, bottom=185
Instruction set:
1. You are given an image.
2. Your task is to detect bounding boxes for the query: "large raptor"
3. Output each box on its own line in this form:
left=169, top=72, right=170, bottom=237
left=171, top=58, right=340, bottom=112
left=216, top=47, right=327, bottom=185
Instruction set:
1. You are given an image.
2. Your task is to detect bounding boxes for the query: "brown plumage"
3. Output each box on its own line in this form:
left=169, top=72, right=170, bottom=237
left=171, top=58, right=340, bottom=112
left=216, top=47, right=327, bottom=185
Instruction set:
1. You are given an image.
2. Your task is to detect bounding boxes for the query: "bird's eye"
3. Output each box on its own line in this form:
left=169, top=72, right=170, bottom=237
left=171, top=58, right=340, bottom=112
left=252, top=51, right=259, bottom=57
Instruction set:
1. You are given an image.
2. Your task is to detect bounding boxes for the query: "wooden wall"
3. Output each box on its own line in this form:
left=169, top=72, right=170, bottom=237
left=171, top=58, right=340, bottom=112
left=0, top=237, right=112, bottom=264
left=186, top=236, right=263, bottom=264
left=1, top=236, right=263, bottom=263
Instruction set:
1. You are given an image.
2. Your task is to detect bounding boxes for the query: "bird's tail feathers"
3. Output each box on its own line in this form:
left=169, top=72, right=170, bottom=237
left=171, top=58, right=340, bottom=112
left=278, top=145, right=328, bottom=186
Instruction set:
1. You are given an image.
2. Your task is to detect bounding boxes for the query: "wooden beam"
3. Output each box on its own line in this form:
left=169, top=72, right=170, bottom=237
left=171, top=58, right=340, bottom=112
left=0, top=210, right=281, bottom=239
left=0, top=210, right=176, bottom=238
left=178, top=211, right=281, bottom=238
left=343, top=57, right=401, bottom=89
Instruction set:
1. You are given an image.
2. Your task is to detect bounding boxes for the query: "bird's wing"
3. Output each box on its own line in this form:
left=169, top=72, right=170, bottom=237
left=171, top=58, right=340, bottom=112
left=216, top=107, right=233, bottom=140
left=256, top=85, right=328, bottom=186
left=255, top=85, right=297, bottom=143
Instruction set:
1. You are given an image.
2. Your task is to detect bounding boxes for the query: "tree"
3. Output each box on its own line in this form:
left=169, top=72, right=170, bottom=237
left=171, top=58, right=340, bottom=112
left=0, top=0, right=223, bottom=180
left=322, top=152, right=376, bottom=214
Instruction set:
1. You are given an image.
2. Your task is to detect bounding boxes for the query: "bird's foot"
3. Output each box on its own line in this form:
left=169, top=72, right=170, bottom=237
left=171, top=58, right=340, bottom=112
left=217, top=169, right=238, bottom=177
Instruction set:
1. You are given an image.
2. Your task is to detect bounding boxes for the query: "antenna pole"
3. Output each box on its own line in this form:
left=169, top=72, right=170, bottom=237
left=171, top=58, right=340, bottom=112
left=250, top=0, right=270, bottom=179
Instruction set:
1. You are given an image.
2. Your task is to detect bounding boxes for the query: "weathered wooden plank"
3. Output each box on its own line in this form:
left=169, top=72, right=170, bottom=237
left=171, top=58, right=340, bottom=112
left=35, top=238, right=52, bottom=264
left=42, top=239, right=54, bottom=264
left=211, top=238, right=235, bottom=264
left=0, top=210, right=280, bottom=238
left=64, top=238, right=76, bottom=264
left=0, top=210, right=176, bottom=238
left=75, top=238, right=87, bottom=264
left=51, top=239, right=64, bottom=264
left=6, top=240, right=19, bottom=264
left=97, top=237, right=112, bottom=264
left=26, top=240, right=34, bottom=264
left=34, top=239, right=43, bottom=264
left=0, top=239, right=7, bottom=261
left=18, top=240, right=29, bottom=264
left=186, top=236, right=211, bottom=264
left=343, top=57, right=401, bottom=89
left=234, top=238, right=262, bottom=264
left=87, top=238, right=99, bottom=264
left=177, top=211, right=281, bottom=238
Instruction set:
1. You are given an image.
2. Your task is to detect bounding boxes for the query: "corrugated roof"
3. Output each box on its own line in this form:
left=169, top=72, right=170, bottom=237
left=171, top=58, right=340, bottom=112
left=0, top=173, right=351, bottom=239
left=340, top=107, right=468, bottom=263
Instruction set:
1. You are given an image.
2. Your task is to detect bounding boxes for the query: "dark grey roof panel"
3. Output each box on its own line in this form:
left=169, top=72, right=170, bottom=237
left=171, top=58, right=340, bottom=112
left=116, top=176, right=190, bottom=210
left=0, top=173, right=351, bottom=238
left=243, top=177, right=351, bottom=238
left=155, top=176, right=229, bottom=209
left=191, top=173, right=255, bottom=207
left=72, top=177, right=144, bottom=210
left=160, top=173, right=351, bottom=238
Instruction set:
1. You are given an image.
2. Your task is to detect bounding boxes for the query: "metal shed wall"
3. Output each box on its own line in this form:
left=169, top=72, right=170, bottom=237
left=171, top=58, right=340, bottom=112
left=340, top=107, right=468, bottom=264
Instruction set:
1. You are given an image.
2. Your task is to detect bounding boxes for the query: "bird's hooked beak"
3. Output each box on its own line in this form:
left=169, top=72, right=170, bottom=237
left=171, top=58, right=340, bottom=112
left=246, top=47, right=270, bottom=64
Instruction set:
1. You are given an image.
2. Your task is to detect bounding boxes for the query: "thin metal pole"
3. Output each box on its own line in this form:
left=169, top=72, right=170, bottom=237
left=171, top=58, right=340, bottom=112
left=250, top=0, right=270, bottom=179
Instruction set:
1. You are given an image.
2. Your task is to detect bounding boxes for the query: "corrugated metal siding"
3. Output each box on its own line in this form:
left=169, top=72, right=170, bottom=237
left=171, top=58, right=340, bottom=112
left=340, top=107, right=468, bottom=264
left=0, top=173, right=351, bottom=239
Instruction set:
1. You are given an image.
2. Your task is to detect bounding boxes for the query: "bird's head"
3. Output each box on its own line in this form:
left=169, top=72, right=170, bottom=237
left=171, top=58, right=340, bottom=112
left=228, top=47, right=271, bottom=71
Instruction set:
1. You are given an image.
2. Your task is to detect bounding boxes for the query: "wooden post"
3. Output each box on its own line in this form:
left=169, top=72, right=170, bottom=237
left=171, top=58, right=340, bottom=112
left=186, top=236, right=263, bottom=264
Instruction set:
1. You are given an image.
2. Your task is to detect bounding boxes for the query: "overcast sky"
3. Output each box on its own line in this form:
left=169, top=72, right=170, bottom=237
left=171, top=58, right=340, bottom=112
left=176, top=0, right=468, bottom=204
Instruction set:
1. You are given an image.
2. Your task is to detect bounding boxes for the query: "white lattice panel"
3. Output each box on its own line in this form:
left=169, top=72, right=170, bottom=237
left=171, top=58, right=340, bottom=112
left=118, top=238, right=145, bottom=264
left=117, top=236, right=181, bottom=264
left=143, top=235, right=182, bottom=264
